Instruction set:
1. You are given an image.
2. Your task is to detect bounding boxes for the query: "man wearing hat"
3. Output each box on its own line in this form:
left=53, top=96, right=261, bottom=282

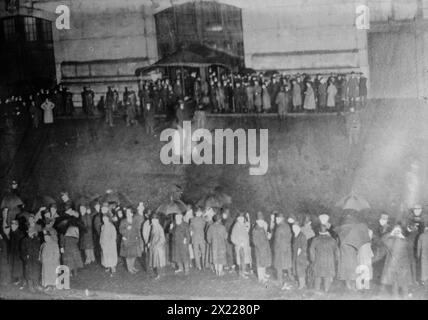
left=273, top=212, right=293, bottom=289
left=231, top=212, right=251, bottom=279
left=171, top=212, right=191, bottom=275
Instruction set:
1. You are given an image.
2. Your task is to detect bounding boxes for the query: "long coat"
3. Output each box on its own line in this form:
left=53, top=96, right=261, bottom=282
left=309, top=233, right=338, bottom=278
left=262, top=87, right=271, bottom=111
left=80, top=213, right=94, bottom=250
left=303, top=86, right=316, bottom=110
left=40, top=236, right=60, bottom=287
left=231, top=222, right=251, bottom=265
left=21, top=233, right=41, bottom=282
left=119, top=218, right=143, bottom=258
left=381, top=235, right=412, bottom=287
left=61, top=232, right=83, bottom=272
left=273, top=222, right=292, bottom=270
left=318, top=82, right=328, bottom=107
left=190, top=216, right=206, bottom=245
left=171, top=222, right=191, bottom=265
left=293, top=232, right=308, bottom=277
left=254, top=85, right=263, bottom=110
left=206, top=222, right=228, bottom=265
left=292, top=83, right=302, bottom=106
left=252, top=224, right=272, bottom=268
left=275, top=90, right=290, bottom=115
left=41, top=101, right=55, bottom=124
left=0, top=237, right=11, bottom=285
left=327, top=84, right=337, bottom=108
left=417, top=229, right=428, bottom=281
left=100, top=221, right=118, bottom=268
left=149, top=222, right=166, bottom=268
left=10, top=229, right=24, bottom=279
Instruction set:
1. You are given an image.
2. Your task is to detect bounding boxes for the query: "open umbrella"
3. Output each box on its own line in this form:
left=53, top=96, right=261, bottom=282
left=239, top=67, right=257, bottom=76
left=1, top=192, right=23, bottom=209
left=96, top=190, right=133, bottom=207
left=156, top=199, right=187, bottom=215
left=263, top=70, right=279, bottom=77
left=335, top=193, right=370, bottom=212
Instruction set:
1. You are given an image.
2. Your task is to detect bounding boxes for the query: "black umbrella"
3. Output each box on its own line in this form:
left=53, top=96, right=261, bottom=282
left=239, top=67, right=257, bottom=76
left=263, top=70, right=279, bottom=77
left=156, top=199, right=187, bottom=216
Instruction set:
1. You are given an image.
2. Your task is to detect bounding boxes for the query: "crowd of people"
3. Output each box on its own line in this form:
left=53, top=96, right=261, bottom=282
left=0, top=180, right=427, bottom=299
left=0, top=70, right=368, bottom=131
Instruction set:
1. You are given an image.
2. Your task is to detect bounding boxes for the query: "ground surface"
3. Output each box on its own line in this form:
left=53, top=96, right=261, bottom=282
left=1, top=262, right=427, bottom=300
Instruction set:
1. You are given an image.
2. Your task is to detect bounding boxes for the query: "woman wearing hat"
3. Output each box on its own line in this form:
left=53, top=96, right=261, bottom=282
left=206, top=214, right=228, bottom=276
left=40, top=229, right=60, bottom=290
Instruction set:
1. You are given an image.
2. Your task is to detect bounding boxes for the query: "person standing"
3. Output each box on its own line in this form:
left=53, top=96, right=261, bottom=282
left=119, top=208, right=143, bottom=274
left=252, top=212, right=272, bottom=283
left=79, top=205, right=95, bottom=265
left=309, top=224, right=339, bottom=292
left=292, top=223, right=309, bottom=289
left=254, top=81, right=263, bottom=113
left=303, top=82, right=316, bottom=112
left=231, top=212, right=251, bottom=279
left=417, top=220, right=428, bottom=286
left=144, top=102, right=156, bottom=135
left=359, top=73, right=368, bottom=108
left=190, top=208, right=206, bottom=270
left=105, top=87, right=115, bottom=127
left=206, top=213, right=228, bottom=276
left=381, top=225, right=413, bottom=298
left=292, top=80, right=302, bottom=112
left=60, top=221, right=83, bottom=277
left=41, top=97, right=55, bottom=125
left=347, top=72, right=359, bottom=109
left=275, top=86, right=290, bottom=129
left=149, top=213, right=166, bottom=279
left=273, top=213, right=293, bottom=289
left=245, top=82, right=255, bottom=113
left=318, top=78, right=328, bottom=112
left=100, top=214, right=118, bottom=275
left=326, top=79, right=338, bottom=111
left=172, top=212, right=191, bottom=275
left=20, top=217, right=41, bottom=292
left=40, top=229, right=60, bottom=290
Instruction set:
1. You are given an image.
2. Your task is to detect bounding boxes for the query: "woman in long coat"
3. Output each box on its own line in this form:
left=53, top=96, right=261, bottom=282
left=149, top=214, right=166, bottom=279
left=262, top=84, right=271, bottom=112
left=291, top=80, right=302, bottom=112
left=9, top=220, right=25, bottom=285
left=61, top=224, right=83, bottom=276
left=318, top=78, right=328, bottom=110
left=79, top=205, right=95, bottom=265
left=292, top=224, right=308, bottom=289
left=100, top=214, right=118, bottom=274
left=231, top=213, right=251, bottom=278
left=252, top=213, right=272, bottom=283
left=206, top=214, right=228, bottom=276
left=21, top=226, right=41, bottom=292
left=381, top=226, right=413, bottom=297
left=273, top=213, right=293, bottom=288
left=40, top=230, right=60, bottom=289
left=245, top=82, right=255, bottom=112
left=326, top=80, right=338, bottom=110
left=276, top=86, right=290, bottom=118
left=119, top=208, right=142, bottom=274
left=171, top=212, right=191, bottom=275
left=303, top=82, right=316, bottom=111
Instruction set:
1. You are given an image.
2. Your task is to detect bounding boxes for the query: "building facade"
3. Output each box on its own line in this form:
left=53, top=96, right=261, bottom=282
left=1, top=0, right=428, bottom=104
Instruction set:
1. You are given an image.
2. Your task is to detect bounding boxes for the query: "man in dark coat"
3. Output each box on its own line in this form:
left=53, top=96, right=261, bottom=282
left=309, top=224, right=339, bottom=292
left=190, top=208, right=206, bottom=270
left=252, top=212, right=272, bottom=283
left=273, top=213, right=293, bottom=289
left=105, top=87, right=115, bottom=127
left=358, top=73, right=368, bottom=108
left=347, top=72, right=359, bottom=109
left=143, top=101, right=156, bottom=135
left=172, top=212, right=191, bottom=275
left=20, top=220, right=41, bottom=292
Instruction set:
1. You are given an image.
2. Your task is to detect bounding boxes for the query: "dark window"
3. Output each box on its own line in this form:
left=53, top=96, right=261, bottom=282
left=40, top=19, right=52, bottom=41
left=3, top=18, right=16, bottom=41
left=24, top=16, right=37, bottom=41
